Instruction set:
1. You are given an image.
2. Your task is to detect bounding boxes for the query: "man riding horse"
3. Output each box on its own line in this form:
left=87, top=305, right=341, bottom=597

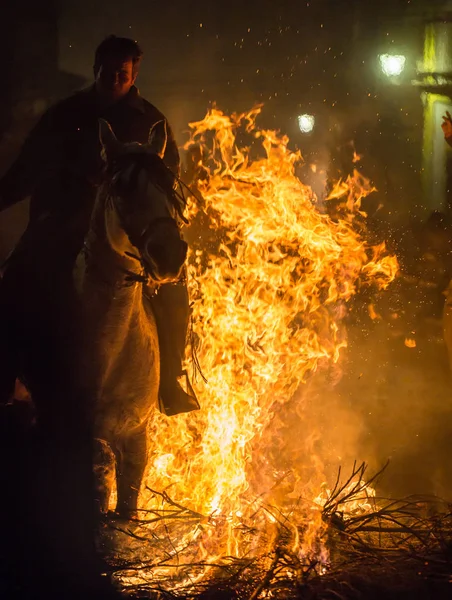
left=0, top=35, right=197, bottom=416
left=0, top=35, right=198, bottom=598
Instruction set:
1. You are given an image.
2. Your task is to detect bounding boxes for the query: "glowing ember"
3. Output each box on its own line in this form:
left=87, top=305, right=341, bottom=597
left=368, top=304, right=382, bottom=321
left=116, top=106, right=398, bottom=588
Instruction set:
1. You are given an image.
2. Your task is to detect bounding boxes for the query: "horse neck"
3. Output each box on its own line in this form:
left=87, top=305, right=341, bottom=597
left=74, top=190, right=156, bottom=382
left=78, top=188, right=144, bottom=304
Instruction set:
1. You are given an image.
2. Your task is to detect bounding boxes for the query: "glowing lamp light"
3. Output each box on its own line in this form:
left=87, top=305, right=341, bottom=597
left=379, top=54, right=406, bottom=77
left=298, top=114, right=315, bottom=133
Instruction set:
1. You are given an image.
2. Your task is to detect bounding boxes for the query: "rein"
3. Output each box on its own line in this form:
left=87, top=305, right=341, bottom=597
left=82, top=241, right=154, bottom=290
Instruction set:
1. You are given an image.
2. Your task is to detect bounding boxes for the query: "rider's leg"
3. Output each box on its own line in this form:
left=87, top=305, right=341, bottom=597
left=147, top=278, right=199, bottom=416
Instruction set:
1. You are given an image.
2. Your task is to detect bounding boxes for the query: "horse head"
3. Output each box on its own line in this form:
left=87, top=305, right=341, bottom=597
left=98, top=119, right=188, bottom=283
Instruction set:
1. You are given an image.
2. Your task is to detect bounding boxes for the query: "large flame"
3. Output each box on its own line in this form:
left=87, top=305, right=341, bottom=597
left=126, top=106, right=397, bottom=584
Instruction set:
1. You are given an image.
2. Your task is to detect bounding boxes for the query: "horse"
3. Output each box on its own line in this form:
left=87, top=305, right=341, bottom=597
left=0, top=118, right=188, bottom=592
left=74, top=118, right=188, bottom=516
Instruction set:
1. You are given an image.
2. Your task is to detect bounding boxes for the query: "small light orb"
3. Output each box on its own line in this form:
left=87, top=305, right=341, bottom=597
left=298, top=114, right=315, bottom=133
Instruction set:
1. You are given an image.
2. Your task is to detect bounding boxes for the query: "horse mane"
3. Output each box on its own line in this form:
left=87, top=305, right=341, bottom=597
left=104, top=149, right=188, bottom=225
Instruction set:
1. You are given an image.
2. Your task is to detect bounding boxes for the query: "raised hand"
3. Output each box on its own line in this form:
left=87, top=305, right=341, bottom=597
left=442, top=111, right=452, bottom=139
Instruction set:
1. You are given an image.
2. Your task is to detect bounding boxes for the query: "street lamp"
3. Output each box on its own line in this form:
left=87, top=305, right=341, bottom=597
left=379, top=54, right=406, bottom=77
left=298, top=114, right=315, bottom=133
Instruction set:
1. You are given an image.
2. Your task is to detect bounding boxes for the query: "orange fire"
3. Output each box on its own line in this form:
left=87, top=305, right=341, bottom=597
left=118, top=106, right=398, bottom=588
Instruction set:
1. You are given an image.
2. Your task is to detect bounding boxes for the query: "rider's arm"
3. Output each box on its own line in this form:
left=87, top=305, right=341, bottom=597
left=163, top=122, right=181, bottom=179
left=0, top=106, right=60, bottom=212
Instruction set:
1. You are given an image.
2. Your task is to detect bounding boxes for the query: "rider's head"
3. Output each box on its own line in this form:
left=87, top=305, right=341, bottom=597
left=94, top=35, right=143, bottom=103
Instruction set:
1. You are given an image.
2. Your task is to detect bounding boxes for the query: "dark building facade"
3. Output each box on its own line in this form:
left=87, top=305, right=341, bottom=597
left=0, top=0, right=85, bottom=260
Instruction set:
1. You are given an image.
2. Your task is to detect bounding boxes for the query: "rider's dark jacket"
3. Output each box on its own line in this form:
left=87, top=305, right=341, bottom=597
left=0, top=85, right=180, bottom=241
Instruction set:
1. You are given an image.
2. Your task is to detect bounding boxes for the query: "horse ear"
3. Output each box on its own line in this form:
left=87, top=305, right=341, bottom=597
left=99, top=119, right=121, bottom=160
left=147, top=120, right=167, bottom=158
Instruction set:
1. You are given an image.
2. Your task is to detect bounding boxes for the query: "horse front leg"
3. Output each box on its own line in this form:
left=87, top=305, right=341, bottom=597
left=115, top=424, right=149, bottom=519
left=93, top=438, right=116, bottom=515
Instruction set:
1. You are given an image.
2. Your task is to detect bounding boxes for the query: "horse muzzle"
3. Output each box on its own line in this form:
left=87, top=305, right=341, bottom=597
left=141, top=221, right=188, bottom=283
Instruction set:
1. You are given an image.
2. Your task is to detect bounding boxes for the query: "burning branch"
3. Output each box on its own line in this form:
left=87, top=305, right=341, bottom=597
left=104, top=463, right=452, bottom=598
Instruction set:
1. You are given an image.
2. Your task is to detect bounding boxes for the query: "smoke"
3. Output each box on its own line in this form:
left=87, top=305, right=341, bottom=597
left=275, top=288, right=452, bottom=502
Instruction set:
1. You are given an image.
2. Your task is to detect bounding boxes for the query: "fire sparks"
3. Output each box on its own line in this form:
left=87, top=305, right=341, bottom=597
left=119, top=106, right=398, bottom=587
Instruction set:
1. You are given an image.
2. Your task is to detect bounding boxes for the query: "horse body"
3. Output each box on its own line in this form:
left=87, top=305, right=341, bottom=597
left=72, top=119, right=187, bottom=515
left=74, top=191, right=160, bottom=514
